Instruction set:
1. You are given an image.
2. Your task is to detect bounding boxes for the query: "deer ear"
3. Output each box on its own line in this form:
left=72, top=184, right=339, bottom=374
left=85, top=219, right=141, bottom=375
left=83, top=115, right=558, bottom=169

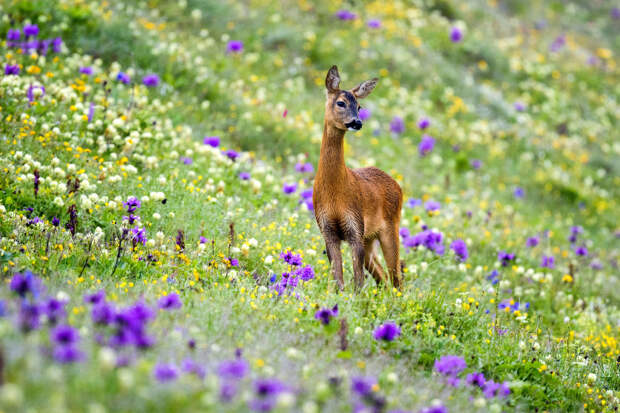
left=351, top=78, right=378, bottom=99
left=325, top=65, right=341, bottom=94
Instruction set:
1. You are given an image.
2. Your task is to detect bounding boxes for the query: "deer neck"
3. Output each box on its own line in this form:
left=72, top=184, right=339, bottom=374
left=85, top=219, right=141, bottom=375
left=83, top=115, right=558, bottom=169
left=317, top=120, right=348, bottom=185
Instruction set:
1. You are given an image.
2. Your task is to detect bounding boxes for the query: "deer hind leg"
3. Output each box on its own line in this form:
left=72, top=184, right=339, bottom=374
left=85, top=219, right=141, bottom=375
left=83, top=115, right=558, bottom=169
left=364, top=239, right=387, bottom=285
left=379, top=226, right=402, bottom=290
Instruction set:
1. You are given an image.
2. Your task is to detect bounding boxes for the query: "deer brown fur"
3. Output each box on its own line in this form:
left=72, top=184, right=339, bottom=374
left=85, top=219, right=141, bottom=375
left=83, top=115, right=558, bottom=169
left=313, top=66, right=403, bottom=291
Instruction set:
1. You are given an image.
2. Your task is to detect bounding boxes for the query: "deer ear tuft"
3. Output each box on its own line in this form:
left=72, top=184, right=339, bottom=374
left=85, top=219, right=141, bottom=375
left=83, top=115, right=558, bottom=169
left=351, top=78, right=378, bottom=99
left=325, top=65, right=341, bottom=94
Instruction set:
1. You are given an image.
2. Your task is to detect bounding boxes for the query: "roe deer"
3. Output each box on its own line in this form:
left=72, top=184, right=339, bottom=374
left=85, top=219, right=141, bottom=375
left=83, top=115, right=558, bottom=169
left=313, top=65, right=403, bottom=291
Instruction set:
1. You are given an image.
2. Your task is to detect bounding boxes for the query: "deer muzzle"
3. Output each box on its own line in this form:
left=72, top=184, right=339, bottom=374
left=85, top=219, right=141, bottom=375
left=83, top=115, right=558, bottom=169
left=345, top=119, right=362, bottom=131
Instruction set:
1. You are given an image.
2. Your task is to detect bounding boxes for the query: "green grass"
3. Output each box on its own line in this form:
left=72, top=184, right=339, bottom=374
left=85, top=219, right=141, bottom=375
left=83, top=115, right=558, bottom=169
left=0, top=0, right=618, bottom=412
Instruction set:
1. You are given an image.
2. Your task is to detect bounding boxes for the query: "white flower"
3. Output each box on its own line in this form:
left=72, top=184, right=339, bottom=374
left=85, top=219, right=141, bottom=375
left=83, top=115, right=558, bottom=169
left=264, top=255, right=273, bottom=264
left=152, top=213, right=161, bottom=220
left=53, top=197, right=64, bottom=207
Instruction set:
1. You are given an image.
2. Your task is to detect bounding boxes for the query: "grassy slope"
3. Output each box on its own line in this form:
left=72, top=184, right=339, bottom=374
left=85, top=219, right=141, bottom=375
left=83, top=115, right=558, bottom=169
left=0, top=0, right=618, bottom=412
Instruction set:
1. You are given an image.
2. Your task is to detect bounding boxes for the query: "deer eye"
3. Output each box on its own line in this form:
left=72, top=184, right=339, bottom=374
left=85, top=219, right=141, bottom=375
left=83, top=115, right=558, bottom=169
left=336, top=101, right=346, bottom=108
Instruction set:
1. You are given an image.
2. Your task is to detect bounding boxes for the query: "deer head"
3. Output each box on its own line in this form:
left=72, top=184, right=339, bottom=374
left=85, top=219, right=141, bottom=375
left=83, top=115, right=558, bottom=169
left=324, top=65, right=378, bottom=131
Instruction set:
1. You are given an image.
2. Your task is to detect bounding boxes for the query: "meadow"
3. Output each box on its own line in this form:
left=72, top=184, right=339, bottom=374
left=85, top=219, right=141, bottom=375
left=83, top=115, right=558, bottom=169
left=0, top=0, right=618, bottom=412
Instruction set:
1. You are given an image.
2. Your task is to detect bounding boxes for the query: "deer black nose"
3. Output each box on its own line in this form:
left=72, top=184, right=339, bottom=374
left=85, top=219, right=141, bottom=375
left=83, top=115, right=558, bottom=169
left=346, top=119, right=362, bottom=130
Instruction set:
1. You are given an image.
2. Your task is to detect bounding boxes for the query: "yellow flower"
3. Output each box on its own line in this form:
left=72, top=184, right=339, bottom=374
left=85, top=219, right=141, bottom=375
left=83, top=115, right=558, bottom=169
left=562, top=274, right=573, bottom=283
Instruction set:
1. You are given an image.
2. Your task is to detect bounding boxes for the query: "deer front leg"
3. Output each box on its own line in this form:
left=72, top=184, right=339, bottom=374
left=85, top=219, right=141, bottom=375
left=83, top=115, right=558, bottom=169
left=323, top=231, right=344, bottom=290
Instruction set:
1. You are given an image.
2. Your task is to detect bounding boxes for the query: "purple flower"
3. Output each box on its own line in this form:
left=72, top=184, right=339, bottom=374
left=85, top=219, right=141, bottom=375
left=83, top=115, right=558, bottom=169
left=123, top=196, right=141, bottom=213
left=227, top=257, right=239, bottom=267
left=541, top=255, right=555, bottom=269
left=526, top=236, right=539, bottom=247
left=142, top=74, right=160, bottom=87
left=294, top=265, right=315, bottom=281
left=280, top=250, right=302, bottom=266
left=87, top=102, right=95, bottom=122
left=424, top=200, right=441, bottom=211
left=204, top=136, right=220, bottom=147
left=131, top=227, right=147, bottom=246
left=335, top=10, right=357, bottom=20
left=79, top=66, right=93, bottom=75
left=498, top=250, right=516, bottom=266
left=367, top=19, right=382, bottom=29
left=471, top=159, right=482, bottom=169
left=417, top=117, right=430, bottom=129
left=4, top=64, right=20, bottom=75
left=181, top=157, right=193, bottom=165
left=0, top=301, right=5, bottom=317
left=373, top=321, right=401, bottom=342
left=200, top=236, right=208, bottom=244
left=514, top=187, right=525, bottom=198
left=486, top=269, right=500, bottom=284
left=450, top=239, right=468, bottom=262
left=466, top=372, right=486, bottom=388
left=18, top=302, right=41, bottom=331
left=420, top=406, right=448, bottom=413
left=612, top=7, right=620, bottom=19
left=224, top=149, right=239, bottom=161
left=575, top=246, right=588, bottom=257
left=181, top=358, right=206, bottom=379
left=406, top=198, right=422, bottom=208
left=300, top=188, right=313, bottom=199
left=450, top=27, right=463, bottom=42
left=43, top=298, right=66, bottom=324
left=91, top=301, right=115, bottom=325
left=434, top=355, right=466, bottom=376
left=226, top=40, right=244, bottom=53
left=84, top=290, right=105, bottom=305
left=154, top=363, right=179, bottom=382
left=27, top=85, right=45, bottom=103
left=52, top=37, right=62, bottom=53
left=53, top=345, right=83, bottom=363
left=116, top=72, right=130, bottom=84
left=51, top=216, right=60, bottom=226
left=514, top=101, right=526, bottom=112
left=358, top=107, right=371, bottom=120
left=239, top=172, right=251, bottom=180
left=51, top=324, right=80, bottom=346
left=390, top=116, right=405, bottom=134
left=7, top=28, right=21, bottom=41
left=294, top=162, right=314, bottom=173
left=283, top=182, right=297, bottom=194
left=314, top=304, right=338, bottom=325
left=351, top=376, right=376, bottom=396
left=23, top=25, right=39, bottom=38
left=550, top=35, right=565, bottom=52
left=217, top=359, right=249, bottom=380
left=419, top=134, right=435, bottom=156
left=10, top=271, right=42, bottom=298
left=158, top=293, right=182, bottom=310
